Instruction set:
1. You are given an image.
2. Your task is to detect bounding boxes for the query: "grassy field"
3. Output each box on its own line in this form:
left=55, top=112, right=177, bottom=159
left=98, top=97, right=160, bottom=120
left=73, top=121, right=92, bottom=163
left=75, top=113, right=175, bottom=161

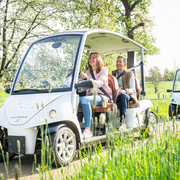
left=146, top=81, right=173, bottom=118
left=71, top=121, right=180, bottom=180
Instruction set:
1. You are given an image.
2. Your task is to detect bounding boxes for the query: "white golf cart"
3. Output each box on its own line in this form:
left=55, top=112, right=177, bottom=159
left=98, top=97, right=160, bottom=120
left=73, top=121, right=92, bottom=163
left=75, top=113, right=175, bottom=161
left=0, top=29, right=156, bottom=166
left=167, top=68, right=180, bottom=118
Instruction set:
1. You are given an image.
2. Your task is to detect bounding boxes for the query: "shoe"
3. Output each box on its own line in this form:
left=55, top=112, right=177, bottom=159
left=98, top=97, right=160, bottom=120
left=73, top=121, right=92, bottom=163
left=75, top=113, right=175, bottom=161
left=120, top=124, right=126, bottom=131
left=83, top=129, right=93, bottom=139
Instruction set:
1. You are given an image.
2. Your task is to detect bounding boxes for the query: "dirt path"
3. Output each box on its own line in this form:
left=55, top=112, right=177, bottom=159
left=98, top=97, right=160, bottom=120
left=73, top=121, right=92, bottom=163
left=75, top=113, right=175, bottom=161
left=0, top=153, right=83, bottom=180
left=0, top=155, right=36, bottom=179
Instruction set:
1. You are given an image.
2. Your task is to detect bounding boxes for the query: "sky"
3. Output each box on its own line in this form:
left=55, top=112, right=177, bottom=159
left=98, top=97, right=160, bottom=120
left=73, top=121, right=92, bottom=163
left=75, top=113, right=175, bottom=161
left=145, top=0, right=180, bottom=74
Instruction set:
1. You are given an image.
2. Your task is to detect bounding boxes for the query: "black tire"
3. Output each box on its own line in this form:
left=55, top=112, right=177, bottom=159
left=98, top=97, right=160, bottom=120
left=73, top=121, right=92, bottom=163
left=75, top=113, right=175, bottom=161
left=51, top=127, right=76, bottom=167
left=168, top=104, right=176, bottom=118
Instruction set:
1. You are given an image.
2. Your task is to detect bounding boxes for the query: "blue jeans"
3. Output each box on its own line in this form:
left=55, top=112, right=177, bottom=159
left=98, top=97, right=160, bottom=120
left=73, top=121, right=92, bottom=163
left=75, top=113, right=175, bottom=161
left=79, top=95, right=103, bottom=128
left=117, top=93, right=133, bottom=120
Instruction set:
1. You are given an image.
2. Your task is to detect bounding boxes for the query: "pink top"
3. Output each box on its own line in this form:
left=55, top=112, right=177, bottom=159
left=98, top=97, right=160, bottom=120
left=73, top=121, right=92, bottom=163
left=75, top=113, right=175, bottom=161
left=85, top=67, right=112, bottom=102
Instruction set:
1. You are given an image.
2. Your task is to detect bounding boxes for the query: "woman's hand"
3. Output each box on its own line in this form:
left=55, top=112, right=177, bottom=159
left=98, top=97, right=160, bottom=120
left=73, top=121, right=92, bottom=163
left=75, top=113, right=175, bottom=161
left=79, top=72, right=89, bottom=80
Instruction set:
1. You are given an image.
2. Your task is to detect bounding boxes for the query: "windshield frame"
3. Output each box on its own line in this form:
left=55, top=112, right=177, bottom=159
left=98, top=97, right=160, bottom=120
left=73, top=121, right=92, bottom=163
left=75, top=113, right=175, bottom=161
left=173, top=69, right=180, bottom=92
left=11, top=34, right=83, bottom=95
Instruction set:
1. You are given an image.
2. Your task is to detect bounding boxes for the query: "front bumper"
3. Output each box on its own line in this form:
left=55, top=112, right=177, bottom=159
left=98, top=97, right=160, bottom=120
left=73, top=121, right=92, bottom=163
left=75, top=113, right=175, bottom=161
left=7, top=127, right=38, bottom=154
left=8, top=136, right=25, bottom=154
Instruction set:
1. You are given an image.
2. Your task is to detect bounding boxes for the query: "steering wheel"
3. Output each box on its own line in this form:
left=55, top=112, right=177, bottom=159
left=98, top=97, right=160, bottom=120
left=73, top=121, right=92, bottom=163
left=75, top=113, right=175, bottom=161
left=76, top=77, right=87, bottom=95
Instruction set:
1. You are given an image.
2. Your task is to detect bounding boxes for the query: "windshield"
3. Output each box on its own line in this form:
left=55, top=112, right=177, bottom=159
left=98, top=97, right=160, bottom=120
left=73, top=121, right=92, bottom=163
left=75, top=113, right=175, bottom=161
left=173, top=70, right=180, bottom=92
left=12, top=35, right=82, bottom=94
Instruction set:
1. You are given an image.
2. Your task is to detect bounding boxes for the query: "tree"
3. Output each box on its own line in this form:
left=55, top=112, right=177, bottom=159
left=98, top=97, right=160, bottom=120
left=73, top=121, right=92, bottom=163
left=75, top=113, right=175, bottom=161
left=69, top=0, right=159, bottom=70
left=68, top=0, right=116, bottom=30
left=0, top=0, right=67, bottom=82
left=67, top=0, right=118, bottom=72
left=148, top=66, right=162, bottom=93
left=114, top=0, right=159, bottom=68
left=163, top=68, right=174, bottom=81
left=0, top=0, right=160, bottom=82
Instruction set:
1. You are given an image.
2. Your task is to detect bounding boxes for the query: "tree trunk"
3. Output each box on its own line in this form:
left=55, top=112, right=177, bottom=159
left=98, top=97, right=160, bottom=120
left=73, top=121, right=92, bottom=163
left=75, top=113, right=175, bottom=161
left=127, top=51, right=134, bottom=69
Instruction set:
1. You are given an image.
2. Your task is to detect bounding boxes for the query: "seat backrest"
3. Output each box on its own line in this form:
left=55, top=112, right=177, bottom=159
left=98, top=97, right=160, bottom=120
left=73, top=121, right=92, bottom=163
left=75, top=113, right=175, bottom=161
left=135, top=77, right=141, bottom=100
left=108, top=74, right=119, bottom=100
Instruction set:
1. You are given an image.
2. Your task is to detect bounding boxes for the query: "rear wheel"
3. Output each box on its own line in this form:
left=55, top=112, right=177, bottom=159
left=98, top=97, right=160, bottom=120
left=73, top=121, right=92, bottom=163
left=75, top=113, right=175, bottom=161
left=143, top=109, right=157, bottom=137
left=51, top=127, right=76, bottom=167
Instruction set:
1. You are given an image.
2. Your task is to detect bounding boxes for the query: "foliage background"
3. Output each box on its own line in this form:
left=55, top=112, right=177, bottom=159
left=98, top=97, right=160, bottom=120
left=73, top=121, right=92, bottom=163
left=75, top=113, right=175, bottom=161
left=0, top=0, right=159, bottom=85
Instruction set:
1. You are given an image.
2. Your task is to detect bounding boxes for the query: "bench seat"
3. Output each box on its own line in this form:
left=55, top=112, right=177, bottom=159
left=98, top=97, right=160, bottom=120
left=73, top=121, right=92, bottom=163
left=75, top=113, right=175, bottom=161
left=78, top=103, right=114, bottom=113
left=78, top=101, right=137, bottom=113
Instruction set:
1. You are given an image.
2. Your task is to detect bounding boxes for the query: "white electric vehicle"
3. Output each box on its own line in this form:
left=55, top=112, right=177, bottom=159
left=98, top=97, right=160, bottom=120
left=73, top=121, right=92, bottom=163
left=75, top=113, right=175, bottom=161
left=167, top=68, right=180, bottom=118
left=0, top=29, right=156, bottom=166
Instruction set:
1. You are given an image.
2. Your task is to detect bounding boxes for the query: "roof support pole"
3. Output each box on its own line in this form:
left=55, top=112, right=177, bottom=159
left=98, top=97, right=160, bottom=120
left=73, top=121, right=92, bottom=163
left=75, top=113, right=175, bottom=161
left=141, top=48, right=146, bottom=99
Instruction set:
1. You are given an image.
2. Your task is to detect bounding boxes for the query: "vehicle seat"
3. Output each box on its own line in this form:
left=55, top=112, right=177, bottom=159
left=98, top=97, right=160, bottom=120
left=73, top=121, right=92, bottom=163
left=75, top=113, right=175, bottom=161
left=108, top=74, right=119, bottom=100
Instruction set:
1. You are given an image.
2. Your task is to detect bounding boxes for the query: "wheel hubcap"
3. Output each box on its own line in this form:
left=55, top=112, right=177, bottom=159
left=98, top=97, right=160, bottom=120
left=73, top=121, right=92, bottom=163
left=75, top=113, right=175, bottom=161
left=57, top=130, right=75, bottom=162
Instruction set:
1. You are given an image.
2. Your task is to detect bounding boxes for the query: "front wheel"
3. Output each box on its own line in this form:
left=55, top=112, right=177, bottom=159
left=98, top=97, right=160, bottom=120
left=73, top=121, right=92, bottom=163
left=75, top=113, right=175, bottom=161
left=51, top=127, right=76, bottom=167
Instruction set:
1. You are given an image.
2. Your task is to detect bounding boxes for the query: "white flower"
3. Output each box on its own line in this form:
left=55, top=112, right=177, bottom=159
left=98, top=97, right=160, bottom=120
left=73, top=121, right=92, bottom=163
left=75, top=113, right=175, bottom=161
left=99, top=113, right=106, bottom=124
left=102, top=99, right=108, bottom=108
left=41, top=99, right=45, bottom=108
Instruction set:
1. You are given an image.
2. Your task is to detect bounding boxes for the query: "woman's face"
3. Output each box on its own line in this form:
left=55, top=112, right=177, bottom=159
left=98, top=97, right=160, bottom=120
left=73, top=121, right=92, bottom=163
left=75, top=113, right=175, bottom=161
left=89, top=54, right=97, bottom=67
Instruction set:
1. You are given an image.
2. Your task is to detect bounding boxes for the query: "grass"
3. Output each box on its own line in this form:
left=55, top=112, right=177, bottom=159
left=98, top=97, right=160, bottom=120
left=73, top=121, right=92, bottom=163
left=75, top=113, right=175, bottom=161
left=70, top=118, right=180, bottom=180
left=145, top=81, right=173, bottom=118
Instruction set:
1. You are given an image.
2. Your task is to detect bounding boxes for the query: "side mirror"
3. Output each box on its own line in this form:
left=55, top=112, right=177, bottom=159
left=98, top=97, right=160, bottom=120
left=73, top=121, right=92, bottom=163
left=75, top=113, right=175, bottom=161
left=167, top=89, right=172, bottom=92
left=5, top=86, right=11, bottom=94
left=75, top=80, right=93, bottom=89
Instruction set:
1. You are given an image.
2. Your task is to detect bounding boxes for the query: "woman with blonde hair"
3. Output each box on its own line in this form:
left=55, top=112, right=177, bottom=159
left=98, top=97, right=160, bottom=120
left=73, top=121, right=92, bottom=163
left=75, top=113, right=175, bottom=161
left=79, top=52, right=112, bottom=139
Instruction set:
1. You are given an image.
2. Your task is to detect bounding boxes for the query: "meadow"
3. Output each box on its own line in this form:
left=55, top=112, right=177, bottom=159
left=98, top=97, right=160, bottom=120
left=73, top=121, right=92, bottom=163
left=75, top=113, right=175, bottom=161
left=0, top=80, right=178, bottom=180
left=146, top=81, right=173, bottom=118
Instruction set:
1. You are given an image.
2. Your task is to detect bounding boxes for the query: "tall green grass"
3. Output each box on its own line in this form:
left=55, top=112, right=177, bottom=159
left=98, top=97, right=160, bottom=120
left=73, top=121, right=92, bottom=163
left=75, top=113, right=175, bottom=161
left=68, top=118, right=180, bottom=180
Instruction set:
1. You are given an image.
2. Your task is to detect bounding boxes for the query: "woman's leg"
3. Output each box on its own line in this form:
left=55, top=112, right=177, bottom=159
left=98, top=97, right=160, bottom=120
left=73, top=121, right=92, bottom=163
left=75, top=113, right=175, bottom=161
left=79, top=95, right=103, bottom=129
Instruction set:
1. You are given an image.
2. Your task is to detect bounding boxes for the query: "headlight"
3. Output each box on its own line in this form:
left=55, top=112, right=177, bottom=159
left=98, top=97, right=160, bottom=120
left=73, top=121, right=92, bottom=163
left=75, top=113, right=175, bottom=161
left=49, top=110, right=56, bottom=118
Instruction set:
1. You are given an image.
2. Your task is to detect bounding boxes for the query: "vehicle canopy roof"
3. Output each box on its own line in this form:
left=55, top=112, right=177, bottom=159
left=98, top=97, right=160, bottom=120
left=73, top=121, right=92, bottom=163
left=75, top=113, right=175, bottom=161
left=45, top=29, right=146, bottom=56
